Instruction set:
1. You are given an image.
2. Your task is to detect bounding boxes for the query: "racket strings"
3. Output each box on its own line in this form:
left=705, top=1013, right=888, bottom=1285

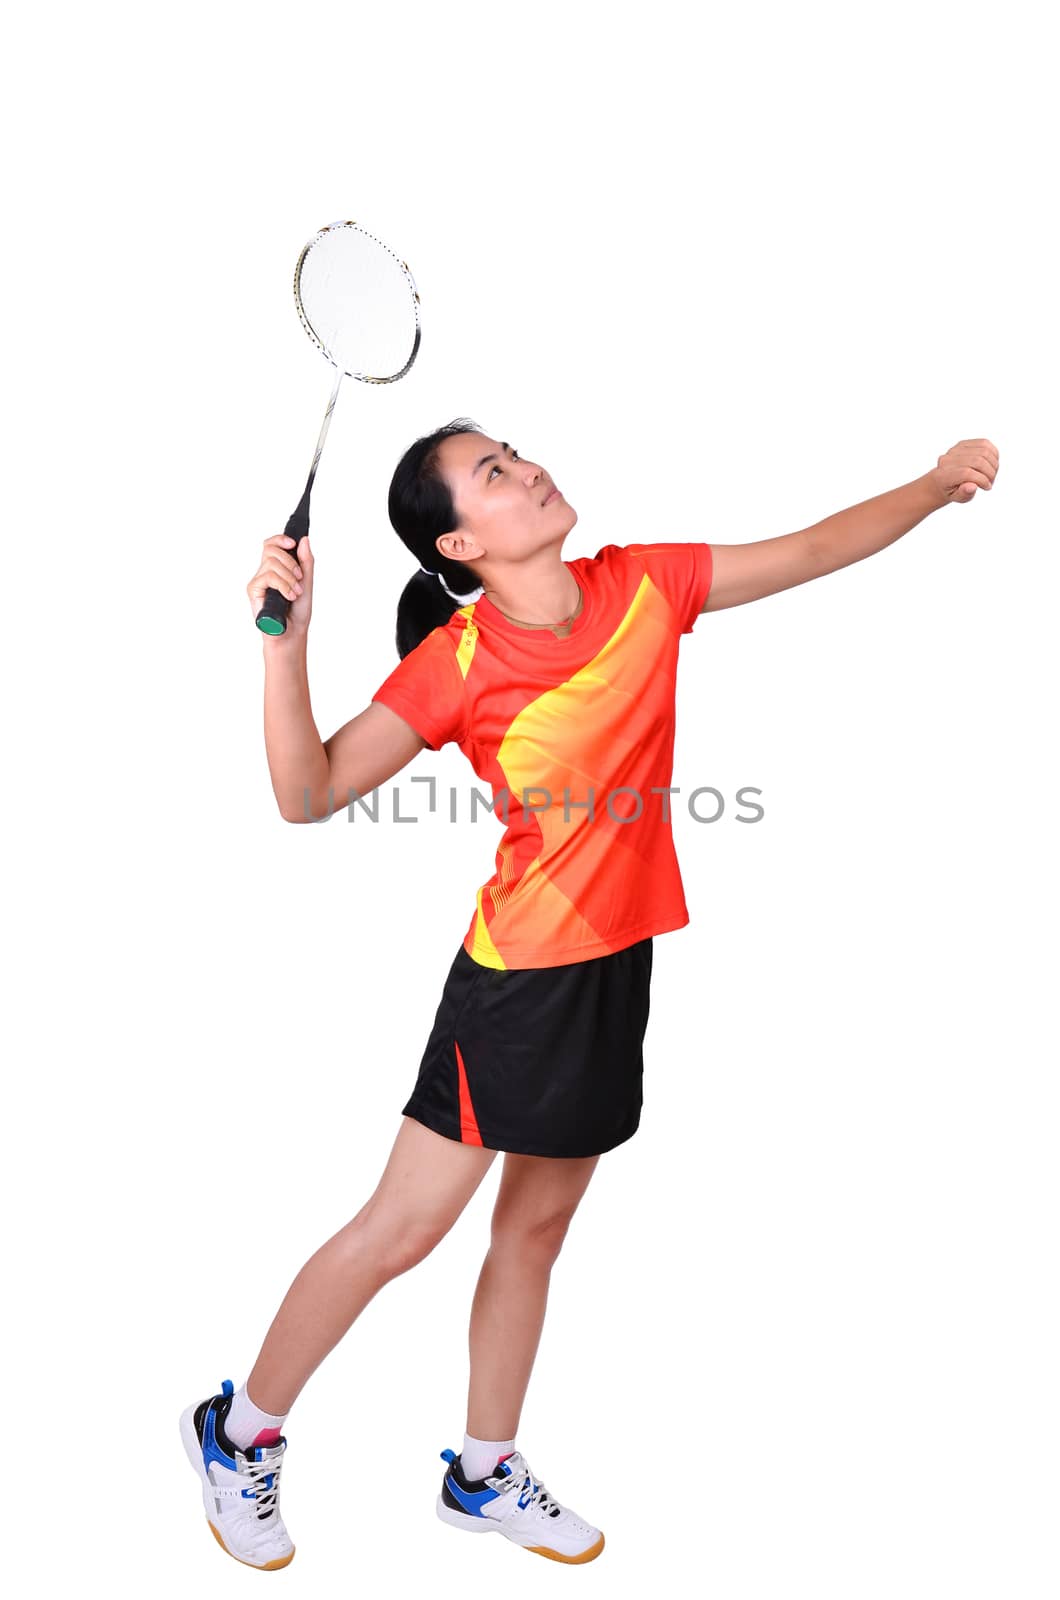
left=296, top=224, right=419, bottom=381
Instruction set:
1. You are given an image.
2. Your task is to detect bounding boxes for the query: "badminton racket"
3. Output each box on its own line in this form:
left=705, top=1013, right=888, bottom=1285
left=256, top=220, right=422, bottom=635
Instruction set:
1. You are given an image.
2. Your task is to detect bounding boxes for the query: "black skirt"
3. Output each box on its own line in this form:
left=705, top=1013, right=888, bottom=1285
left=401, top=937, right=654, bottom=1158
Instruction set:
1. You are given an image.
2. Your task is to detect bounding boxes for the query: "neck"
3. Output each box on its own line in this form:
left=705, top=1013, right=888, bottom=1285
left=480, top=557, right=580, bottom=627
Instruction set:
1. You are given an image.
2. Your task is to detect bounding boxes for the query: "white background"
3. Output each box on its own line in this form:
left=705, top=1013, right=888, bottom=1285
left=5, top=1, right=1057, bottom=1595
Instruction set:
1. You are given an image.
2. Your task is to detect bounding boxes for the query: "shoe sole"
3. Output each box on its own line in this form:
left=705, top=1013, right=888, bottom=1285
left=180, top=1403, right=295, bottom=1571
left=435, top=1494, right=605, bottom=1563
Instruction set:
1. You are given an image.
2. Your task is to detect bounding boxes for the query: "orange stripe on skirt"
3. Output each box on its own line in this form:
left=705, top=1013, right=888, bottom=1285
left=454, top=1039, right=484, bottom=1145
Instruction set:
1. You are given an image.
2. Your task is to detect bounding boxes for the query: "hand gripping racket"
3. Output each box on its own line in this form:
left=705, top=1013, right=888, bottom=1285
left=255, top=220, right=422, bottom=635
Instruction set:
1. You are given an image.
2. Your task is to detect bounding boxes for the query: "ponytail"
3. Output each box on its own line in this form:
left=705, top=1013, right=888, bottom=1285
left=388, top=417, right=485, bottom=659
left=394, top=566, right=478, bottom=660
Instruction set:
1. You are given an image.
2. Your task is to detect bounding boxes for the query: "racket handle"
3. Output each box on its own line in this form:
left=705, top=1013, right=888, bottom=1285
left=256, top=495, right=310, bottom=635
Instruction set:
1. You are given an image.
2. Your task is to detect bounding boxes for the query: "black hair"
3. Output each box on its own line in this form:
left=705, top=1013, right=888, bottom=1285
left=388, top=417, right=486, bottom=659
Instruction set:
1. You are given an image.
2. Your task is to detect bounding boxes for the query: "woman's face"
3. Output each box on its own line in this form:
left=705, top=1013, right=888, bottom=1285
left=434, top=432, right=577, bottom=569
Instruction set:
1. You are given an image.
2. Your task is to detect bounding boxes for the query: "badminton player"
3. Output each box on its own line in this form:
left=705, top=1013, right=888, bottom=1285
left=181, top=421, right=997, bottom=1568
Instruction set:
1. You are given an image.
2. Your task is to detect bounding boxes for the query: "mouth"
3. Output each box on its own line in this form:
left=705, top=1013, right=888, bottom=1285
left=542, top=486, right=561, bottom=506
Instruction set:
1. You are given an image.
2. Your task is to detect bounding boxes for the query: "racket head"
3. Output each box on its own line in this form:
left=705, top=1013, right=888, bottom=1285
left=294, top=221, right=421, bottom=383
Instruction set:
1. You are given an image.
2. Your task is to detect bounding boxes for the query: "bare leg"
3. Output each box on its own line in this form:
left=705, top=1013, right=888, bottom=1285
left=245, top=1117, right=497, bottom=1415
left=465, top=1151, right=601, bottom=1440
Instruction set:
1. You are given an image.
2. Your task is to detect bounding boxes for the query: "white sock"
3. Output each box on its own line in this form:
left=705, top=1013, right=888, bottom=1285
left=462, top=1431, right=516, bottom=1481
left=225, top=1382, right=288, bottom=1450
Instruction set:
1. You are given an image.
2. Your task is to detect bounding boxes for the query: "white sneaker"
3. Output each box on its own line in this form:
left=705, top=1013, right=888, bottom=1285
left=436, top=1446, right=605, bottom=1563
left=179, top=1378, right=295, bottom=1570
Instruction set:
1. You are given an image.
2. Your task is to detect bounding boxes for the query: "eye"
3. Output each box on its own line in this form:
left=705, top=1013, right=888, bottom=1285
left=488, top=449, right=520, bottom=482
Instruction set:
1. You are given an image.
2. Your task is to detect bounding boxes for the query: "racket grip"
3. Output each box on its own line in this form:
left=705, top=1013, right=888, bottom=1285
left=256, top=497, right=310, bottom=635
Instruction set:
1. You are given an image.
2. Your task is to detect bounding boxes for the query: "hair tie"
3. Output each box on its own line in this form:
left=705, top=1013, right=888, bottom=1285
left=419, top=565, right=484, bottom=604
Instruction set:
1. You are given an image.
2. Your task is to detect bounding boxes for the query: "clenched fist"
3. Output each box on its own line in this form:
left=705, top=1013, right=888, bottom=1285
left=247, top=533, right=315, bottom=640
left=928, top=439, right=1000, bottom=505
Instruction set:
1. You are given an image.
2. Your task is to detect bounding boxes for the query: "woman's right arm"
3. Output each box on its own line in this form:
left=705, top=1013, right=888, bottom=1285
left=249, top=532, right=427, bottom=823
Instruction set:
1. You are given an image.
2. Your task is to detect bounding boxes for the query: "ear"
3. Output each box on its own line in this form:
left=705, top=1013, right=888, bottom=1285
left=438, top=534, right=483, bottom=563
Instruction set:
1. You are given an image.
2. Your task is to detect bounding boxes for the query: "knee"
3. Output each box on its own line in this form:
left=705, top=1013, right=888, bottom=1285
left=491, top=1207, right=575, bottom=1267
left=388, top=1228, right=444, bottom=1277
left=349, top=1211, right=446, bottom=1280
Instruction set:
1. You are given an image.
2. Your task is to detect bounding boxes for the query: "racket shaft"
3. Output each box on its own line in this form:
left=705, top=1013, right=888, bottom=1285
left=256, top=372, right=343, bottom=635
left=305, top=370, right=343, bottom=491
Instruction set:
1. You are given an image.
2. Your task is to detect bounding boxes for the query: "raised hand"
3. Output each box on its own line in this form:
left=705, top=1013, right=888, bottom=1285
left=928, top=438, right=1000, bottom=505
left=248, top=533, right=314, bottom=639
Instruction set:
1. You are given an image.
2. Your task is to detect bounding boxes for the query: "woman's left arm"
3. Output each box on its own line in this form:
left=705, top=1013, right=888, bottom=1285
left=702, top=438, right=1000, bottom=613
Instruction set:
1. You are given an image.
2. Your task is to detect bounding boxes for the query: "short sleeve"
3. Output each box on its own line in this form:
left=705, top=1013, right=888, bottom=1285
left=623, top=542, right=713, bottom=633
left=371, top=628, right=468, bottom=751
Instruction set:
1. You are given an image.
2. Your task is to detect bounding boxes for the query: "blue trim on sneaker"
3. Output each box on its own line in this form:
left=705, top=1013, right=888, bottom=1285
left=203, top=1403, right=237, bottom=1472
left=444, top=1475, right=501, bottom=1518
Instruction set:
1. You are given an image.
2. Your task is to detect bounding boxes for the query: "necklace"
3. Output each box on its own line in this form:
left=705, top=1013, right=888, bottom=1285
left=490, top=582, right=583, bottom=631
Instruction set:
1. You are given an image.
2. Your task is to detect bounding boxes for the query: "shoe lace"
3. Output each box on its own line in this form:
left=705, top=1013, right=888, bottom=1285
left=238, top=1448, right=283, bottom=1521
left=496, top=1457, right=559, bottom=1517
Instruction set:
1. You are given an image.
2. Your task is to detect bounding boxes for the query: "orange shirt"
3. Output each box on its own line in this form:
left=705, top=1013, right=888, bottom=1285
left=372, top=541, right=713, bottom=969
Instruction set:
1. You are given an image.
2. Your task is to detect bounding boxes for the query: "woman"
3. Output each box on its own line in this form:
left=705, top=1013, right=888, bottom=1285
left=180, top=419, right=998, bottom=1570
